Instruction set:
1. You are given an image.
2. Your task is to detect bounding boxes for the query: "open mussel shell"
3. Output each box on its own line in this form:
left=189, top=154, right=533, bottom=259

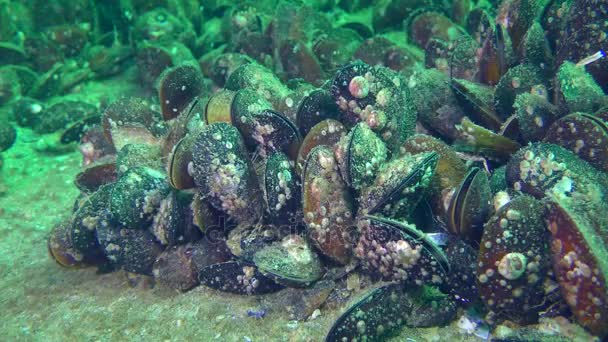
left=545, top=195, right=608, bottom=338
left=360, top=152, right=439, bottom=220
left=262, top=152, right=300, bottom=223
left=296, top=119, right=346, bottom=176
left=334, top=122, right=388, bottom=190
left=109, top=167, right=170, bottom=230
left=543, top=113, right=608, bottom=173
left=102, top=97, right=166, bottom=150
left=74, top=157, right=118, bottom=193
left=152, top=191, right=202, bottom=246
left=158, top=63, right=208, bottom=121
left=355, top=215, right=449, bottom=284
left=453, top=117, right=520, bottom=162
left=302, top=145, right=355, bottom=265
left=167, top=134, right=195, bottom=190
left=96, top=223, right=164, bottom=276
left=198, top=261, right=283, bottom=295
left=204, top=89, right=236, bottom=124
left=253, top=234, right=323, bottom=287
left=477, top=195, right=550, bottom=323
left=325, top=283, right=409, bottom=342
left=450, top=78, right=502, bottom=132
left=191, top=123, right=264, bottom=226
left=446, top=167, right=491, bottom=243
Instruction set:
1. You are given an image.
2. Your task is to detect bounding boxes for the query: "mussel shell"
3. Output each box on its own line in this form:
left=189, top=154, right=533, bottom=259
left=477, top=195, right=550, bottom=323
left=70, top=186, right=112, bottom=261
left=224, top=62, right=291, bottom=109
left=334, top=122, right=388, bottom=190
left=248, top=108, right=302, bottom=160
left=198, top=261, right=283, bottom=295
left=514, top=92, right=560, bottom=142
left=48, top=221, right=85, bottom=268
left=60, top=115, right=102, bottom=144
left=453, top=117, right=520, bottom=162
left=546, top=196, right=608, bottom=337
left=494, top=63, right=545, bottom=120
left=325, top=283, right=410, bottom=342
left=446, top=167, right=491, bottom=242
left=296, top=119, right=346, bottom=176
left=302, top=145, right=355, bottom=265
left=279, top=39, right=326, bottom=86
left=102, top=97, right=166, bottom=150
left=167, top=134, right=195, bottom=190
left=152, top=191, right=202, bottom=246
left=451, top=78, right=502, bottom=132
left=543, top=112, right=608, bottom=173
left=355, top=215, right=449, bottom=284
left=158, top=63, right=207, bottom=121
left=75, top=158, right=118, bottom=193
left=204, top=89, right=236, bottom=125
left=108, top=166, right=169, bottom=230
left=556, top=61, right=607, bottom=114
left=295, top=88, right=340, bottom=137
left=253, top=235, right=323, bottom=287
left=262, top=152, right=301, bottom=223
left=505, top=143, right=608, bottom=199
left=96, top=223, right=163, bottom=276
left=360, top=152, right=439, bottom=220
left=191, top=122, right=263, bottom=225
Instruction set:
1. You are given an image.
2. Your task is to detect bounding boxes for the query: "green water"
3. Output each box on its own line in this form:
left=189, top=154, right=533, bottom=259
left=0, top=0, right=607, bottom=341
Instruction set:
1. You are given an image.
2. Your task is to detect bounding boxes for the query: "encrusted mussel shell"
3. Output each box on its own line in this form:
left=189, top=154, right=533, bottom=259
left=48, top=221, right=86, bottom=268
left=96, top=222, right=164, bottom=276
left=359, top=152, right=438, bottom=220
left=330, top=61, right=416, bottom=146
left=102, top=97, right=166, bottom=150
left=505, top=143, right=608, bottom=199
left=545, top=192, right=608, bottom=338
left=108, top=167, right=169, bottom=230
left=253, top=234, right=323, bottom=287
left=324, top=283, right=410, bottom=342
left=294, top=88, right=341, bottom=137
left=302, top=145, right=355, bottom=265
left=152, top=190, right=202, bottom=246
left=262, top=152, right=300, bottom=223
left=477, top=195, right=550, bottom=324
left=198, top=261, right=283, bottom=295
left=296, top=119, right=346, bottom=176
left=334, top=122, right=388, bottom=191
left=191, top=122, right=263, bottom=226
left=70, top=185, right=112, bottom=261
left=446, top=167, right=492, bottom=242
left=543, top=113, right=608, bottom=173
left=355, top=215, right=449, bottom=285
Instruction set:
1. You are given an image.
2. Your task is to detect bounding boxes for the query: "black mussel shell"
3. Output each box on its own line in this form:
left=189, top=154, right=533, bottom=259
left=198, top=261, right=283, bottom=295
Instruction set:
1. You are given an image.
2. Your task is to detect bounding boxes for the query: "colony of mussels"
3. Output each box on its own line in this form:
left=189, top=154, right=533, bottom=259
left=2, top=0, right=603, bottom=340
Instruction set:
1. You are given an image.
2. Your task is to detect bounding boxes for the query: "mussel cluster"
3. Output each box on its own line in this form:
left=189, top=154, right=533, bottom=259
left=20, top=0, right=607, bottom=340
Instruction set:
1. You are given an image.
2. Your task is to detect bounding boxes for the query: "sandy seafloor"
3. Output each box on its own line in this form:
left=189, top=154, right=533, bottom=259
left=0, top=71, right=597, bottom=342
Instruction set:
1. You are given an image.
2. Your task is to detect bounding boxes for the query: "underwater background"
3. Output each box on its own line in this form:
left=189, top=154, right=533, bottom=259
left=0, top=0, right=607, bottom=341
